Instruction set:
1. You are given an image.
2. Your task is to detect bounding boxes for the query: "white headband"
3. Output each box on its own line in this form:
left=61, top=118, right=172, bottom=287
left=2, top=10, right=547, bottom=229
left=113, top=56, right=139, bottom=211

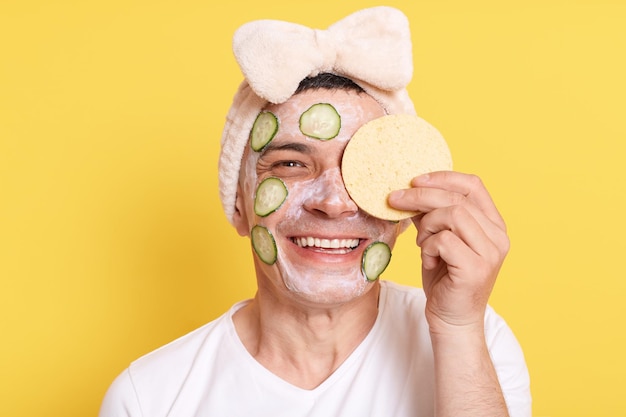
left=218, top=6, right=416, bottom=225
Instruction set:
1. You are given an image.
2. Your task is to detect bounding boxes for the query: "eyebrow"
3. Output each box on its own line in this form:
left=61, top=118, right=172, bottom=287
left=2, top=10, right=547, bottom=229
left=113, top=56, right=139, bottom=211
left=261, top=141, right=313, bottom=156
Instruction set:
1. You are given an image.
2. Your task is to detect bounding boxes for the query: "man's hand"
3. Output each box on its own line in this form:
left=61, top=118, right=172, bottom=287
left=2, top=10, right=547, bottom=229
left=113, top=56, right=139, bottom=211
left=389, top=171, right=509, bottom=333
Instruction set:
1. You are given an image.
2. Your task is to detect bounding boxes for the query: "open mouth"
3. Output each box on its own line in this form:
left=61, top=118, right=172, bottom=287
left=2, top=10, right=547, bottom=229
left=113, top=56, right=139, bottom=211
left=291, top=237, right=361, bottom=255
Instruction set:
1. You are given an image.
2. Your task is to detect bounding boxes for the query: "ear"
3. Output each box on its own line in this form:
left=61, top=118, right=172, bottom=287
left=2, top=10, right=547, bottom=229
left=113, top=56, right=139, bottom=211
left=232, top=183, right=250, bottom=237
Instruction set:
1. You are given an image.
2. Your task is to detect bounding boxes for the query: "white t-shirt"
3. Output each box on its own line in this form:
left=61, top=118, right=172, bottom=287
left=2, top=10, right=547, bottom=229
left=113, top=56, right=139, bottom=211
left=99, top=281, right=531, bottom=417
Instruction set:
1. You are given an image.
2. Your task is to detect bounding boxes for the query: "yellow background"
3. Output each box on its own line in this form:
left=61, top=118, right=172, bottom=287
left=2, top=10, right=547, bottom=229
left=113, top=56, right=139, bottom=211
left=1, top=1, right=624, bottom=416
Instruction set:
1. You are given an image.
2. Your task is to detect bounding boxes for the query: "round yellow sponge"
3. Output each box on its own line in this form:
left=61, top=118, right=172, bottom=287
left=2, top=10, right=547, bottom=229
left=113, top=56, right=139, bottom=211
left=342, top=114, right=453, bottom=221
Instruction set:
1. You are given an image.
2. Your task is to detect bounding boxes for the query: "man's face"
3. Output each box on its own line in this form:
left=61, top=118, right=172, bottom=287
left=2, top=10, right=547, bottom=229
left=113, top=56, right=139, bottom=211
left=234, top=88, right=403, bottom=305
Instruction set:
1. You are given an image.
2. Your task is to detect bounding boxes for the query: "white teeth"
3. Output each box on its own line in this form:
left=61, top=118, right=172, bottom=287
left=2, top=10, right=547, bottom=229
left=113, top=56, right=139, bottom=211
left=294, top=237, right=360, bottom=249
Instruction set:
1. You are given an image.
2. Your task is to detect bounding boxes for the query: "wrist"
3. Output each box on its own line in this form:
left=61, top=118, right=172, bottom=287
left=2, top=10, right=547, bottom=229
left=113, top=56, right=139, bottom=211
left=426, top=310, right=485, bottom=338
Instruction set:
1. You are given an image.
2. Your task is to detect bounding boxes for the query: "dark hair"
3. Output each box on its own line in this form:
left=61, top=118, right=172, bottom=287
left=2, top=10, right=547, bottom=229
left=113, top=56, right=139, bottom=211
left=295, top=73, right=365, bottom=94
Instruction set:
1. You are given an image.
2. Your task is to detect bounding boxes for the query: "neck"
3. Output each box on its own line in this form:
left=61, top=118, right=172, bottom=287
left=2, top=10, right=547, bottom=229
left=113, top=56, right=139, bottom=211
left=233, top=282, right=380, bottom=389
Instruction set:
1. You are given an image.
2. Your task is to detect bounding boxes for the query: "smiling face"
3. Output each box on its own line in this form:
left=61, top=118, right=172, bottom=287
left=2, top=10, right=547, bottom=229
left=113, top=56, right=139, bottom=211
left=233, top=88, right=403, bottom=306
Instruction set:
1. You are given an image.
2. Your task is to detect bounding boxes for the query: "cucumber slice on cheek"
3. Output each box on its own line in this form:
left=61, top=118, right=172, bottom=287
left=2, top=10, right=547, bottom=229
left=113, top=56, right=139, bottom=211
left=251, top=225, right=277, bottom=265
left=251, top=178, right=286, bottom=264
left=250, top=111, right=278, bottom=152
left=362, top=241, right=392, bottom=281
left=254, top=177, right=288, bottom=217
left=299, top=103, right=341, bottom=140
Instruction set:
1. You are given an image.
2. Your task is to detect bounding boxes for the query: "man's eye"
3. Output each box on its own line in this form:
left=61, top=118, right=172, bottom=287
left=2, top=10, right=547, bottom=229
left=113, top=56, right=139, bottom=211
left=275, top=161, right=303, bottom=168
left=257, top=154, right=311, bottom=179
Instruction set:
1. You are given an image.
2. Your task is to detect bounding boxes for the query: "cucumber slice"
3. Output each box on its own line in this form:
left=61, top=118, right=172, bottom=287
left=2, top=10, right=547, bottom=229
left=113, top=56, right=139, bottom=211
left=299, top=103, right=341, bottom=140
left=251, top=225, right=277, bottom=265
left=250, top=111, right=278, bottom=152
left=362, top=241, right=391, bottom=281
left=254, top=177, right=288, bottom=217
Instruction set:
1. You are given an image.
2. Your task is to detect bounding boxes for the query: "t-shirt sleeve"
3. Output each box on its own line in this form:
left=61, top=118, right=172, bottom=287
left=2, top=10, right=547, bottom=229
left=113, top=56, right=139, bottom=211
left=485, top=306, right=532, bottom=417
left=98, top=368, right=142, bottom=417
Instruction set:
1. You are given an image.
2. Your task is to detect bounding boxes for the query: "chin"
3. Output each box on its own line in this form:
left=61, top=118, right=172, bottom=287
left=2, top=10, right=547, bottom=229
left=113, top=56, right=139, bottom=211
left=282, top=273, right=373, bottom=306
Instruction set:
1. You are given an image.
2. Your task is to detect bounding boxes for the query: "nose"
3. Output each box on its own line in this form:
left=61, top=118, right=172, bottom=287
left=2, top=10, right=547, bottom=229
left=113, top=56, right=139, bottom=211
left=303, top=168, right=358, bottom=218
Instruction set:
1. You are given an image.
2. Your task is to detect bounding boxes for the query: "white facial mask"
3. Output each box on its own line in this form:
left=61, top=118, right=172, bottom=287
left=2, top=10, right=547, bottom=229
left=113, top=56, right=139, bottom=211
left=238, top=90, right=399, bottom=304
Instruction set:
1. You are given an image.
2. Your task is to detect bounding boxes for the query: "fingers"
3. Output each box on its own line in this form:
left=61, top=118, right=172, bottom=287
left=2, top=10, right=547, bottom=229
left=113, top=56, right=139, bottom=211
left=420, top=228, right=475, bottom=273
left=417, top=204, right=500, bottom=260
left=389, top=171, right=506, bottom=232
left=418, top=205, right=509, bottom=277
left=388, top=171, right=510, bottom=272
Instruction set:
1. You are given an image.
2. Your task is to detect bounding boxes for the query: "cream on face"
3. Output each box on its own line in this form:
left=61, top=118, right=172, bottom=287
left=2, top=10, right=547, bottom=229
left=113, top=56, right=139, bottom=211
left=239, top=89, right=400, bottom=304
left=272, top=168, right=395, bottom=301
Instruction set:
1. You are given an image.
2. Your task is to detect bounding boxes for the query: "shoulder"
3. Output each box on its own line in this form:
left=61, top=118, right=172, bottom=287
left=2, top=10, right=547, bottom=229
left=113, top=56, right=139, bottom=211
left=379, top=281, right=531, bottom=415
left=99, top=303, right=245, bottom=416
left=379, top=282, right=528, bottom=370
left=98, top=368, right=140, bottom=417
left=130, top=314, right=228, bottom=376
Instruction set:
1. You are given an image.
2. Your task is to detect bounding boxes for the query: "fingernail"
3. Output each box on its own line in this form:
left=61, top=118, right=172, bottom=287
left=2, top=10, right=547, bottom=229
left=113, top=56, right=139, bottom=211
left=415, top=173, right=431, bottom=184
left=388, top=190, right=405, bottom=202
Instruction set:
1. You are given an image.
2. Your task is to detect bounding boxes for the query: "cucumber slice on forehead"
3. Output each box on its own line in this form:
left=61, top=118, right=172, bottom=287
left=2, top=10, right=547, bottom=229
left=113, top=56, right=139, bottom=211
left=362, top=241, right=391, bottom=281
left=250, top=111, right=278, bottom=152
left=254, top=177, right=288, bottom=217
left=251, top=225, right=277, bottom=265
left=299, top=103, right=341, bottom=140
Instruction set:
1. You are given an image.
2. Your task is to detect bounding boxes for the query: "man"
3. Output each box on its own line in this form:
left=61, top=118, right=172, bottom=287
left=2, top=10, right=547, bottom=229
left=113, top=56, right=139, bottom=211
left=100, top=7, right=531, bottom=417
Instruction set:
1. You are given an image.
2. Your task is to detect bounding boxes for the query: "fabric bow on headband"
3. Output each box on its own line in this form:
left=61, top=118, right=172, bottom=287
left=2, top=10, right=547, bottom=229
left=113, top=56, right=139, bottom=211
left=233, top=6, right=414, bottom=103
